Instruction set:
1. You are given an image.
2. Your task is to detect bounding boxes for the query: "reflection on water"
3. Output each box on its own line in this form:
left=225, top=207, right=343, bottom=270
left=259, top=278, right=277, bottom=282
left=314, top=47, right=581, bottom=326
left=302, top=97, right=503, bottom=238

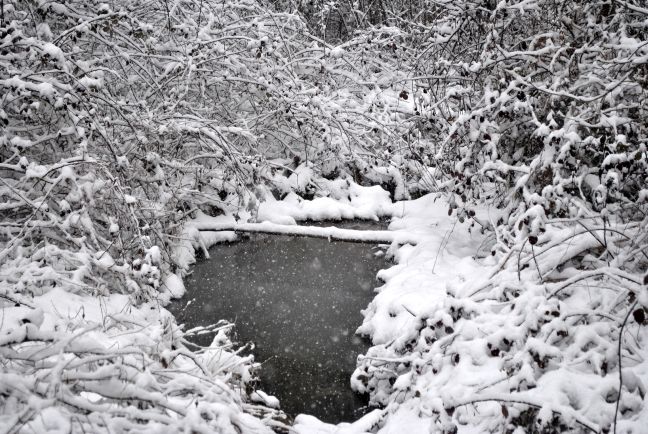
left=169, top=221, right=386, bottom=423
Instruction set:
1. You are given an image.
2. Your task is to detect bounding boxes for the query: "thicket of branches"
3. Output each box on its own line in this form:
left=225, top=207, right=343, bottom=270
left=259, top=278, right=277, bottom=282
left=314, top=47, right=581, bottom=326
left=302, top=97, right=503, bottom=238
left=0, top=0, right=415, bottom=431
left=349, top=1, right=648, bottom=433
left=1, top=0, right=647, bottom=432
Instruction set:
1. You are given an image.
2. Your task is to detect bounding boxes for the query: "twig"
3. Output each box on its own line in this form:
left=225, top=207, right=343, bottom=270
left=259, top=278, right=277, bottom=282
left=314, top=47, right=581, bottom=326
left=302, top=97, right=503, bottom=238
left=452, top=393, right=600, bottom=433
left=614, top=300, right=638, bottom=434
left=531, top=244, right=543, bottom=284
left=517, top=238, right=528, bottom=281
left=432, top=219, right=457, bottom=274
left=0, top=293, right=35, bottom=309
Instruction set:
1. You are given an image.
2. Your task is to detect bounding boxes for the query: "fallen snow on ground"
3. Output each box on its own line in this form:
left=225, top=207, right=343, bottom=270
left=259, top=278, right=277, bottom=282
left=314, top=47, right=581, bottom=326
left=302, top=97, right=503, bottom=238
left=291, top=193, right=492, bottom=433
left=0, top=273, right=275, bottom=433
left=257, top=179, right=395, bottom=224
left=18, top=176, right=634, bottom=433
left=177, top=186, right=502, bottom=432
left=178, top=180, right=399, bottom=271
left=290, top=191, right=647, bottom=433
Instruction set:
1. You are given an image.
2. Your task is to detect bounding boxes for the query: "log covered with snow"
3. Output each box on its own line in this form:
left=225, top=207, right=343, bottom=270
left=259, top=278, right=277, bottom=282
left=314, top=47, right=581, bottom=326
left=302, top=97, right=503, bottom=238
left=194, top=221, right=419, bottom=245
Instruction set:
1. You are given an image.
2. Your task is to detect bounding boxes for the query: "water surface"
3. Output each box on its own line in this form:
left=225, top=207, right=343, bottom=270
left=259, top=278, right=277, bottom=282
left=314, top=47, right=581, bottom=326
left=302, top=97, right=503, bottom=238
left=169, top=221, right=387, bottom=423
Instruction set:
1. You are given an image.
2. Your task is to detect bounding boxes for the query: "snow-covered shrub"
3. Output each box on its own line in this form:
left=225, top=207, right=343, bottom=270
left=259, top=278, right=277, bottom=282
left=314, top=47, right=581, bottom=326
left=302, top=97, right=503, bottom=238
left=0, top=0, right=422, bottom=429
left=3, top=0, right=646, bottom=431
left=408, top=0, right=648, bottom=226
left=348, top=1, right=648, bottom=432
left=0, top=0, right=313, bottom=430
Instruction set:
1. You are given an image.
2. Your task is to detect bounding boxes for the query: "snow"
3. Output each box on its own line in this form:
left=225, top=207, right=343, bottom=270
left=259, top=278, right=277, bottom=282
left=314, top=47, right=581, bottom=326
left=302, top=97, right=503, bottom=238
left=78, top=76, right=103, bottom=89
left=163, top=273, right=185, bottom=297
left=250, top=390, right=280, bottom=409
left=212, top=191, right=488, bottom=433
left=289, top=187, right=647, bottom=433
left=294, top=409, right=384, bottom=434
left=10, top=136, right=32, bottom=149
left=180, top=186, right=497, bottom=431
left=330, top=47, right=345, bottom=59
left=192, top=220, right=419, bottom=245
left=256, top=182, right=393, bottom=223
left=2, top=0, right=646, bottom=431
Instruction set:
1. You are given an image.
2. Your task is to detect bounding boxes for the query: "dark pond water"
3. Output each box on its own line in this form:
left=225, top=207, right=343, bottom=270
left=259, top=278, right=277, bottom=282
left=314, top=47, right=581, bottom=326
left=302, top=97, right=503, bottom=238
left=169, top=221, right=387, bottom=423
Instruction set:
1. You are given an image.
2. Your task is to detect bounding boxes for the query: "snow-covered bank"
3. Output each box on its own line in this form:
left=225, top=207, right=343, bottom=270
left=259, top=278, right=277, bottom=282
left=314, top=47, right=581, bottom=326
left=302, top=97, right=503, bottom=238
left=3, top=172, right=645, bottom=433
left=292, top=193, right=489, bottom=433
left=291, top=193, right=647, bottom=433
left=0, top=277, right=278, bottom=433
left=174, top=180, right=400, bottom=274
left=169, top=181, right=647, bottom=433
left=3, top=0, right=647, bottom=430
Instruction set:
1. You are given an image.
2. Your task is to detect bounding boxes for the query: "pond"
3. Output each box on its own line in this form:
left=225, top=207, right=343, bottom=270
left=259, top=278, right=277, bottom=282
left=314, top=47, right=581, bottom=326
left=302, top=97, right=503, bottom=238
left=169, top=221, right=388, bottom=423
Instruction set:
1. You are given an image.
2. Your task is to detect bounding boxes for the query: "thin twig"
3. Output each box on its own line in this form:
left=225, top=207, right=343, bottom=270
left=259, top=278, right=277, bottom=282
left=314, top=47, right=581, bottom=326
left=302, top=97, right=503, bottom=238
left=517, top=238, right=528, bottom=281
left=614, top=300, right=638, bottom=434
left=531, top=244, right=543, bottom=284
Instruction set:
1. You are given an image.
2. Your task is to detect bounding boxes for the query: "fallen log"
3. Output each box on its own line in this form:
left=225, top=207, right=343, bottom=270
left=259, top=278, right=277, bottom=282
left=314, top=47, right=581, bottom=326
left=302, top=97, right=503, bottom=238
left=194, top=221, right=418, bottom=245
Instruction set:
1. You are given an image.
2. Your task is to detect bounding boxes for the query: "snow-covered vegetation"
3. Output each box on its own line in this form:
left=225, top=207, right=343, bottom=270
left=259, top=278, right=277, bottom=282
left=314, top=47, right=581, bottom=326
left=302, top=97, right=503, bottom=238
left=1, top=0, right=646, bottom=432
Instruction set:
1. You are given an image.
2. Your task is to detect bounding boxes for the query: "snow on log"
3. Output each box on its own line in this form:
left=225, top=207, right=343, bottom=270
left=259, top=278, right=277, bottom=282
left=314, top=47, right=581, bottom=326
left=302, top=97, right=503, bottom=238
left=193, top=221, right=419, bottom=245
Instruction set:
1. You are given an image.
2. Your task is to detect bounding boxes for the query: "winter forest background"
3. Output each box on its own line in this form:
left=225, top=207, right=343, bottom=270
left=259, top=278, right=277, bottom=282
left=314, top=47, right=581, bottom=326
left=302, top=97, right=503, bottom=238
left=1, top=0, right=647, bottom=432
